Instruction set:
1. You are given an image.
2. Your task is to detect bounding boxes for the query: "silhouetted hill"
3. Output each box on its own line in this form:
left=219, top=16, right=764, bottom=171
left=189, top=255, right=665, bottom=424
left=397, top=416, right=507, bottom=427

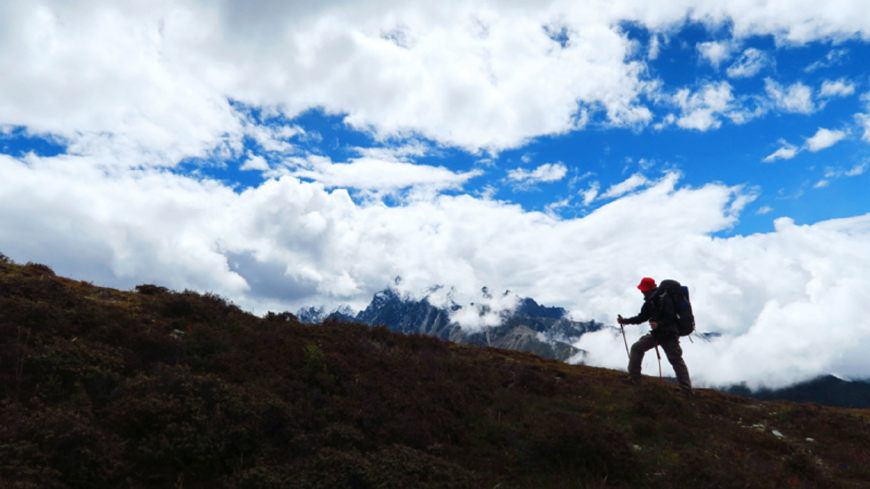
left=2, top=256, right=870, bottom=488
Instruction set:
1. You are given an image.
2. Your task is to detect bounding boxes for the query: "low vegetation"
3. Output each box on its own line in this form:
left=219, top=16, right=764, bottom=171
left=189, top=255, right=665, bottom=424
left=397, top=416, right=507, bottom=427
left=1, top=256, right=869, bottom=488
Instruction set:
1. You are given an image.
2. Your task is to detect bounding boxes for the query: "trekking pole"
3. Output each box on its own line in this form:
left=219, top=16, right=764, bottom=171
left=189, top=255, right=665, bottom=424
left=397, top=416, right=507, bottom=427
left=654, top=345, right=662, bottom=378
left=619, top=323, right=630, bottom=360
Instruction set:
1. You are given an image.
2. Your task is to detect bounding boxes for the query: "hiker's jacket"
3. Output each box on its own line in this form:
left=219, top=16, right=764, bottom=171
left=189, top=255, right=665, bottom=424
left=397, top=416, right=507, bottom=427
left=622, top=287, right=679, bottom=340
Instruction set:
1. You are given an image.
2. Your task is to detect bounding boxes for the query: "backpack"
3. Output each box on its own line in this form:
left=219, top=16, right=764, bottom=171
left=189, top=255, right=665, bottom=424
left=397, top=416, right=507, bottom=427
left=657, top=279, right=695, bottom=337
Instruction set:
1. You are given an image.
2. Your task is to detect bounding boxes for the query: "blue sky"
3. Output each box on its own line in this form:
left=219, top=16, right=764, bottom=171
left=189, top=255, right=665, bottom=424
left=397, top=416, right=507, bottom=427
left=2, top=1, right=870, bottom=387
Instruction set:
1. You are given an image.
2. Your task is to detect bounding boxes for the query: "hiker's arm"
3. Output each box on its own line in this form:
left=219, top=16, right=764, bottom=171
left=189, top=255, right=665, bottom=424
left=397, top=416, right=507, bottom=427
left=620, top=302, right=651, bottom=325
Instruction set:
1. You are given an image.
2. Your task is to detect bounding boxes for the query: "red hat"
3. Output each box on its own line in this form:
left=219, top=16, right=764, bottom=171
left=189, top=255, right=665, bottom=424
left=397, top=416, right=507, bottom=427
left=637, top=277, right=657, bottom=292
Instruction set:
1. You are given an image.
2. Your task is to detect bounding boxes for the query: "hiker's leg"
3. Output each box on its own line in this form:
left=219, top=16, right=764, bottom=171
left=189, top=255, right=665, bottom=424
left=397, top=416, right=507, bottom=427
left=661, top=338, right=692, bottom=391
left=628, top=334, right=658, bottom=381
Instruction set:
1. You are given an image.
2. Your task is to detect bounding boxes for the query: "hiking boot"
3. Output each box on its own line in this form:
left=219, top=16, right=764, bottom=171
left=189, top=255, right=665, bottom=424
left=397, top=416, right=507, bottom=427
left=622, top=375, right=640, bottom=385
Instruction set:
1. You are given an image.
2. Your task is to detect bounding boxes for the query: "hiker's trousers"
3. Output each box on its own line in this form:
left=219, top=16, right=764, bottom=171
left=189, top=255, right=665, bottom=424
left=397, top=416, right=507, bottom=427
left=628, top=334, right=692, bottom=391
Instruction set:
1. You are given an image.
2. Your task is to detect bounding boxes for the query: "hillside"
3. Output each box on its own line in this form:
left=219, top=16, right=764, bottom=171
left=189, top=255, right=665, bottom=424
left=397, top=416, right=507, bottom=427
left=1, top=257, right=869, bottom=488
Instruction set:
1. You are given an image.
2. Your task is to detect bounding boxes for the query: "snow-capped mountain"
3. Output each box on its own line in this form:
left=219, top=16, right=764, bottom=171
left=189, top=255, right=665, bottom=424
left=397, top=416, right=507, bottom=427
left=296, top=305, right=356, bottom=324
left=298, top=288, right=603, bottom=361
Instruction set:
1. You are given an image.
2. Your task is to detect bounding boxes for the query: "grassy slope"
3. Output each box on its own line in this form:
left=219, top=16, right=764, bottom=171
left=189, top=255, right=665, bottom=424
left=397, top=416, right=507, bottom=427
left=1, top=258, right=869, bottom=488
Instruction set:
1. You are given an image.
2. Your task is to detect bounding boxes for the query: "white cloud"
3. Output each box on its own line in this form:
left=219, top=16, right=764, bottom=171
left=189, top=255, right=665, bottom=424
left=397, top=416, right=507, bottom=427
left=240, top=154, right=270, bottom=172
left=818, top=161, right=868, bottom=188
left=647, top=34, right=661, bottom=60
left=601, top=173, right=649, bottom=199
left=846, top=162, right=868, bottom=176
left=822, top=161, right=870, bottom=182
left=805, top=127, right=847, bottom=152
left=764, top=128, right=847, bottom=162
left=672, top=82, right=736, bottom=131
left=545, top=196, right=573, bottom=216
left=756, top=205, right=773, bottom=215
left=726, top=48, right=770, bottom=78
left=765, top=79, right=815, bottom=114
left=242, top=122, right=311, bottom=155
left=819, top=79, right=856, bottom=98
left=856, top=97, right=870, bottom=142
left=290, top=154, right=483, bottom=194
left=859, top=115, right=870, bottom=141
left=4, top=156, right=870, bottom=390
left=0, top=2, right=242, bottom=167
left=581, top=182, right=600, bottom=206
left=0, top=1, right=658, bottom=157
left=507, top=162, right=568, bottom=184
left=763, top=142, right=799, bottom=162
left=804, top=48, right=848, bottom=73
left=449, top=291, right=521, bottom=332
left=697, top=40, right=734, bottom=68
left=4, top=1, right=870, bottom=160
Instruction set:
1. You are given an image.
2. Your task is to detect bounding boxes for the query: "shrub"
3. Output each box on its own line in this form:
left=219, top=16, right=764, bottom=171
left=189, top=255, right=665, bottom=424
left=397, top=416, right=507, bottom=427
left=24, top=262, right=55, bottom=276
left=264, top=311, right=298, bottom=323
left=161, top=295, right=196, bottom=318
left=134, top=284, right=168, bottom=295
left=106, top=367, right=289, bottom=484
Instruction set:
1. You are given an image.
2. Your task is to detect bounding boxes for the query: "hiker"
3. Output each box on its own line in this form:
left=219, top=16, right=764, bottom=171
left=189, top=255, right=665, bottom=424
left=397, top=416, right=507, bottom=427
left=617, top=277, right=692, bottom=393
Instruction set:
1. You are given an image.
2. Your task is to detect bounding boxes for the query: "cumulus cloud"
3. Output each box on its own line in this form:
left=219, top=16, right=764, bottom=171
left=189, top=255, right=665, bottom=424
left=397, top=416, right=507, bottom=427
left=0, top=2, right=242, bottom=166
left=240, top=154, right=270, bottom=172
left=507, top=162, right=568, bottom=186
left=4, top=1, right=870, bottom=160
left=819, top=79, right=856, bottom=98
left=697, top=40, right=734, bottom=68
left=763, top=142, right=799, bottom=162
left=805, top=127, right=847, bottom=152
left=726, top=48, right=770, bottom=78
left=0, top=1, right=652, bottom=156
left=764, top=79, right=815, bottom=114
left=671, top=82, right=736, bottom=131
left=764, top=128, right=846, bottom=162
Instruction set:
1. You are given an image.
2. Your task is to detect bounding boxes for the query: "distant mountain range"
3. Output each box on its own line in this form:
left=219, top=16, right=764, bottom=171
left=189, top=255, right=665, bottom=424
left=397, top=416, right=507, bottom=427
left=298, top=287, right=603, bottom=362
left=727, top=375, right=870, bottom=409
